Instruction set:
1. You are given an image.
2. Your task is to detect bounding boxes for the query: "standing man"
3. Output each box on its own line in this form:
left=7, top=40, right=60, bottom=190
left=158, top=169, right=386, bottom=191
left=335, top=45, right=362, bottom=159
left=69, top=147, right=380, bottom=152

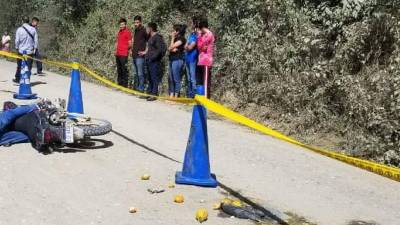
left=142, top=22, right=166, bottom=101
left=185, top=17, right=199, bottom=98
left=31, top=17, right=44, bottom=75
left=132, top=16, right=147, bottom=92
left=14, top=16, right=38, bottom=84
left=115, top=18, right=132, bottom=88
left=197, top=17, right=215, bottom=99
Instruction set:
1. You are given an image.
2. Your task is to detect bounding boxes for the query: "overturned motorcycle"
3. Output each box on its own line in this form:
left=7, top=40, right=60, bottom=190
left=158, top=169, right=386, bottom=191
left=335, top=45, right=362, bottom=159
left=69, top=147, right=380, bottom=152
left=37, top=98, right=112, bottom=151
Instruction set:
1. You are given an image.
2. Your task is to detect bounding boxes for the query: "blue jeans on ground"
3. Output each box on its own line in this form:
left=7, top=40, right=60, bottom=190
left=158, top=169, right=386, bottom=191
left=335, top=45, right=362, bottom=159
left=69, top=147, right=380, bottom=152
left=147, top=60, right=161, bottom=96
left=185, top=61, right=197, bottom=98
left=168, top=59, right=184, bottom=96
left=133, top=57, right=145, bottom=92
left=34, top=49, right=43, bottom=74
left=0, top=105, right=37, bottom=134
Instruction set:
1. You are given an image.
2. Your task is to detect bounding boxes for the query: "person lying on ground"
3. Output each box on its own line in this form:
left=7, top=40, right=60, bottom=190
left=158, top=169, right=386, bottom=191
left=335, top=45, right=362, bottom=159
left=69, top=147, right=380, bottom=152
left=0, top=100, right=83, bottom=152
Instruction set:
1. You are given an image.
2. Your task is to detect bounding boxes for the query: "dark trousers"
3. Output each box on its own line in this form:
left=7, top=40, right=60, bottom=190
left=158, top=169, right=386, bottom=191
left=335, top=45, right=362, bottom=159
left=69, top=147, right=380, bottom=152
left=116, top=56, right=129, bottom=87
left=34, top=49, right=43, bottom=74
left=196, top=66, right=212, bottom=98
left=147, top=60, right=161, bottom=96
left=15, top=54, right=34, bottom=82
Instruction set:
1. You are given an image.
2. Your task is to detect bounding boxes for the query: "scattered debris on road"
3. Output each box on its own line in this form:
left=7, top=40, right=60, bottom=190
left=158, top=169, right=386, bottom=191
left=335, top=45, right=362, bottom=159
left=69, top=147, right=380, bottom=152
left=195, top=208, right=208, bottom=223
left=128, top=207, right=138, bottom=214
left=174, top=194, right=185, bottom=203
left=141, top=174, right=151, bottom=180
left=147, top=188, right=165, bottom=194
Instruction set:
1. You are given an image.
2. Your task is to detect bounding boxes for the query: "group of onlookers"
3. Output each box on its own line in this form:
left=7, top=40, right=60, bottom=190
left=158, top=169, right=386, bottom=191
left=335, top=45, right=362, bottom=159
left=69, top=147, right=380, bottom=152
left=115, top=16, right=215, bottom=101
left=10, top=16, right=44, bottom=84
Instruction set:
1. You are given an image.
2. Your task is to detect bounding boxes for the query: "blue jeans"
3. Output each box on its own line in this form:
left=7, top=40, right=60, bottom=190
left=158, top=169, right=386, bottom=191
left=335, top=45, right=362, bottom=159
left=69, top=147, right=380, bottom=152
left=147, top=60, right=161, bottom=96
left=168, top=59, right=184, bottom=95
left=0, top=105, right=37, bottom=134
left=133, top=57, right=145, bottom=92
left=185, top=61, right=197, bottom=98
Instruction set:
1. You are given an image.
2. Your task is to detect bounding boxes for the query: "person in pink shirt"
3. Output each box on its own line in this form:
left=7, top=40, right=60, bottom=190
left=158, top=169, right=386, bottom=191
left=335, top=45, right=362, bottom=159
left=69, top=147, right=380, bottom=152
left=197, top=18, right=215, bottom=98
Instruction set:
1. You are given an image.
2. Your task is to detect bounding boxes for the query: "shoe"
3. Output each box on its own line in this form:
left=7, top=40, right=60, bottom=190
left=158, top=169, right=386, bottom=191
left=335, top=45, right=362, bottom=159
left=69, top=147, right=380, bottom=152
left=146, top=97, right=157, bottom=102
left=12, top=78, right=19, bottom=84
left=139, top=95, right=149, bottom=99
left=37, top=72, right=45, bottom=76
left=3, top=101, right=18, bottom=111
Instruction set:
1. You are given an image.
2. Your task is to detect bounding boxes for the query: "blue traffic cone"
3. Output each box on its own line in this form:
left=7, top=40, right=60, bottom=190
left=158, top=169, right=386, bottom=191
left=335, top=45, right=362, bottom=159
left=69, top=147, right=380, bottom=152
left=67, top=62, right=84, bottom=114
left=14, top=54, right=37, bottom=100
left=175, top=85, right=218, bottom=188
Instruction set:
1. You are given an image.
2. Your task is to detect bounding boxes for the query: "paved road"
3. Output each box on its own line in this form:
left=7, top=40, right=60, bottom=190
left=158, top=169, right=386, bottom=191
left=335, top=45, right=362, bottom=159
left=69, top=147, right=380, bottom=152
left=0, top=60, right=399, bottom=225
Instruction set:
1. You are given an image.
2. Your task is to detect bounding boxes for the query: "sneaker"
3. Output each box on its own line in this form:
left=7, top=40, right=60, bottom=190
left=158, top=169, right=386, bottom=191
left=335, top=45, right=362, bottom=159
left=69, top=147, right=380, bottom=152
left=146, top=97, right=157, bottom=102
left=37, top=72, right=45, bottom=76
left=3, top=101, right=18, bottom=111
left=12, top=79, right=19, bottom=84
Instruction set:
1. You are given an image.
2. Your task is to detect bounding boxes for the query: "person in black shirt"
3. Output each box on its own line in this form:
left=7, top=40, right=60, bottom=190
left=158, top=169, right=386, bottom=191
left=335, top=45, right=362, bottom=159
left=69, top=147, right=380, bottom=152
left=132, top=16, right=147, bottom=92
left=168, top=24, right=186, bottom=98
left=142, top=22, right=167, bottom=101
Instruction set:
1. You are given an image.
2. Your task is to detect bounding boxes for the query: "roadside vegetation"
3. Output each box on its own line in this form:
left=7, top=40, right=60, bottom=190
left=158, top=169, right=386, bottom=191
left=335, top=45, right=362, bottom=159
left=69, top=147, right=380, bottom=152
left=1, top=0, right=400, bottom=166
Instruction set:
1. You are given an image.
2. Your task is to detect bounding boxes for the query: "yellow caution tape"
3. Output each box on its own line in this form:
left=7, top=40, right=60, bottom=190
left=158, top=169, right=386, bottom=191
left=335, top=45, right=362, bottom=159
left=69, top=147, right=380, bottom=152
left=80, top=65, right=196, bottom=104
left=195, top=96, right=400, bottom=182
left=2, top=49, right=400, bottom=182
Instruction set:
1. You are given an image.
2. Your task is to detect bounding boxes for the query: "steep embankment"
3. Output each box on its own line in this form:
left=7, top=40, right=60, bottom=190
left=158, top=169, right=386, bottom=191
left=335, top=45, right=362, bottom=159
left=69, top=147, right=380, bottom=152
left=7, top=0, right=400, bottom=165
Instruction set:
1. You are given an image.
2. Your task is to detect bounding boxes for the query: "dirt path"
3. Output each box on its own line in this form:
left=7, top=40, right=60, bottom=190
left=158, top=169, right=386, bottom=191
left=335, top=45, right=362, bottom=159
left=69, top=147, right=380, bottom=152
left=0, top=60, right=399, bottom=225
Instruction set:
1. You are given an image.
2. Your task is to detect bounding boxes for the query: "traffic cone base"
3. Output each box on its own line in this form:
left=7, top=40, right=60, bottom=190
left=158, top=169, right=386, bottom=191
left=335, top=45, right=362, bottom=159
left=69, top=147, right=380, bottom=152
left=14, top=93, right=37, bottom=100
left=175, top=172, right=217, bottom=187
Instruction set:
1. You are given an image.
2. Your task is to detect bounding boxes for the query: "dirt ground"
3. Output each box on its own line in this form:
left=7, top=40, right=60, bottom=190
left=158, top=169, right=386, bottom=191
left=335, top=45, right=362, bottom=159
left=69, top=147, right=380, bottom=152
left=0, top=60, right=400, bottom=225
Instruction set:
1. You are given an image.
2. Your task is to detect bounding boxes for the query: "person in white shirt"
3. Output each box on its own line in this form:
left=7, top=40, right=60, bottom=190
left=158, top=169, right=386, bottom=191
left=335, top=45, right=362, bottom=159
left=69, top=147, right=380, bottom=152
left=13, top=16, right=38, bottom=83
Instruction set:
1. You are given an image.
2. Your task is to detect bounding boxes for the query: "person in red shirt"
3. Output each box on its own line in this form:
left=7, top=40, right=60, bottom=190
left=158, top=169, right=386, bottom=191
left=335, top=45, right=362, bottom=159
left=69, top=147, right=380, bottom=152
left=115, top=18, right=132, bottom=87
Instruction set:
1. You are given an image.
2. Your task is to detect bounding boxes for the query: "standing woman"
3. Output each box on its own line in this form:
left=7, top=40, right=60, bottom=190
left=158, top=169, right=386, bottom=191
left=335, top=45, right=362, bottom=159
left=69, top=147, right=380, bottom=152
left=168, top=24, right=186, bottom=98
left=1, top=31, right=11, bottom=51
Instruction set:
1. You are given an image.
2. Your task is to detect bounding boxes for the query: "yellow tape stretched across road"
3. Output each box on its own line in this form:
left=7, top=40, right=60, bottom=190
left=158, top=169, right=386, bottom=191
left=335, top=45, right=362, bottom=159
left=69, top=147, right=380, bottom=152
left=195, top=96, right=400, bottom=182
left=1, top=50, right=400, bottom=182
left=80, top=65, right=196, bottom=104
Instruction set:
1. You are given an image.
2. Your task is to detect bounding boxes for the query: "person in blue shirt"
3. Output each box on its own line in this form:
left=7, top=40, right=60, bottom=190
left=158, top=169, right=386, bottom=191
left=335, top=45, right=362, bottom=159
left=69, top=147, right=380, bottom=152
left=184, top=17, right=200, bottom=98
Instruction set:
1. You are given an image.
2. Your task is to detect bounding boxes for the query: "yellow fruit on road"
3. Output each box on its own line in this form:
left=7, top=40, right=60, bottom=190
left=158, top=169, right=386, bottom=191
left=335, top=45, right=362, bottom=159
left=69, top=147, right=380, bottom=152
left=195, top=208, right=208, bottom=223
left=221, top=198, right=233, bottom=204
left=141, top=174, right=150, bottom=180
left=128, top=207, right=138, bottom=213
left=232, top=200, right=243, bottom=207
left=212, top=202, right=221, bottom=210
left=174, top=194, right=185, bottom=203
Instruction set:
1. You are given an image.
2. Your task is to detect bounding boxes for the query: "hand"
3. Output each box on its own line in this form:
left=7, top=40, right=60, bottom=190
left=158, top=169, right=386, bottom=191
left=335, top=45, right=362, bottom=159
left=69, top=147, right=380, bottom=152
left=171, top=31, right=177, bottom=38
left=171, top=48, right=178, bottom=53
left=138, top=51, right=146, bottom=56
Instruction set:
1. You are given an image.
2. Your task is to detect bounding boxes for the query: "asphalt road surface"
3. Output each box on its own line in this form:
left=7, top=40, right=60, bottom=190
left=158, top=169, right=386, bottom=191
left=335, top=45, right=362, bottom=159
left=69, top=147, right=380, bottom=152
left=0, top=59, right=399, bottom=225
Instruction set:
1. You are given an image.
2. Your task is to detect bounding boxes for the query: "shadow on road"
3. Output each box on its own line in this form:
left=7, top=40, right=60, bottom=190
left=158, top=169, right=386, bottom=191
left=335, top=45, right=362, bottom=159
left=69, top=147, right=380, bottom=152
left=30, top=81, right=47, bottom=87
left=52, top=138, right=114, bottom=154
left=111, top=129, right=288, bottom=224
left=111, top=130, right=182, bottom=163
